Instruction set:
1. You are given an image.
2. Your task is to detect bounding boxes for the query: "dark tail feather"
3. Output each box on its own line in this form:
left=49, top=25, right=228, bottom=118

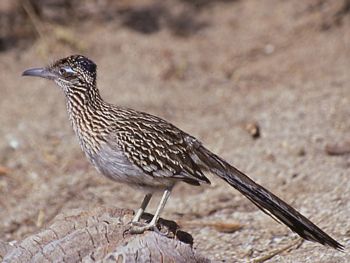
left=195, top=146, right=343, bottom=250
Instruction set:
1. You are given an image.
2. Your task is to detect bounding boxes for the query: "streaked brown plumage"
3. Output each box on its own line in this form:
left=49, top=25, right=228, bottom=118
left=22, top=55, right=343, bottom=250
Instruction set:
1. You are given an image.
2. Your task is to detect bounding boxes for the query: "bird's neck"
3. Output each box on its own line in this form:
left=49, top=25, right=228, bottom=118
left=65, top=85, right=109, bottom=156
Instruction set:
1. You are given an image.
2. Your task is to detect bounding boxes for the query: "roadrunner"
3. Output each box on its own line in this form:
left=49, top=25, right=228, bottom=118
left=22, top=55, right=343, bottom=250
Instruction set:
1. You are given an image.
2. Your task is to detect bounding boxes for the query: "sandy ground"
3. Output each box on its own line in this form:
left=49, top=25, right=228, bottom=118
left=0, top=0, right=350, bottom=261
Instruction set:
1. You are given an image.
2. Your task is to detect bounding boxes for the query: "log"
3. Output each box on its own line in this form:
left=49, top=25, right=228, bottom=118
left=1, top=207, right=210, bottom=263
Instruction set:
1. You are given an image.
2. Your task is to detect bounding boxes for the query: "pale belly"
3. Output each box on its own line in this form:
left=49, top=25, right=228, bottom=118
left=84, top=142, right=176, bottom=192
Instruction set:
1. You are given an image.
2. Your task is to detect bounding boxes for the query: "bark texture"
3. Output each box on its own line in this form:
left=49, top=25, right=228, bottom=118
left=1, top=207, right=209, bottom=263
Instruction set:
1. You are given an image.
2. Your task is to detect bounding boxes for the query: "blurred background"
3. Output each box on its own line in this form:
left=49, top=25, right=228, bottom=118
left=0, top=0, right=349, bottom=261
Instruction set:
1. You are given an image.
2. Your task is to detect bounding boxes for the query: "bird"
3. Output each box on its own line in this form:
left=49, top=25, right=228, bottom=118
left=22, top=54, right=343, bottom=250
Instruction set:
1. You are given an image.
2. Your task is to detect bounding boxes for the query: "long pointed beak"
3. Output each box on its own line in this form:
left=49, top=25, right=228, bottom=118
left=22, top=67, right=57, bottom=80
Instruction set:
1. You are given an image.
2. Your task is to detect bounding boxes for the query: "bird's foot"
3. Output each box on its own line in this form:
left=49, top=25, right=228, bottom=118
left=129, top=223, right=156, bottom=234
left=127, top=221, right=168, bottom=236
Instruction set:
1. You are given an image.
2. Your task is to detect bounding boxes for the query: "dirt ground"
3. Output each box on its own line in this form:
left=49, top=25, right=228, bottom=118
left=0, top=0, right=350, bottom=262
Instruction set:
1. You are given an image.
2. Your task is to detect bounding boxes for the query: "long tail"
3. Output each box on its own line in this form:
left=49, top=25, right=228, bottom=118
left=194, top=145, right=343, bottom=250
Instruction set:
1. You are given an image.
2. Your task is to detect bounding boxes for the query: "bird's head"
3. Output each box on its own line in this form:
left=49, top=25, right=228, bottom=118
left=22, top=55, right=97, bottom=92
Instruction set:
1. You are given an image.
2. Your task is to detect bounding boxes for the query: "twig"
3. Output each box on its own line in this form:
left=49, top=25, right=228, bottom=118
left=251, top=238, right=304, bottom=263
left=21, top=0, right=46, bottom=39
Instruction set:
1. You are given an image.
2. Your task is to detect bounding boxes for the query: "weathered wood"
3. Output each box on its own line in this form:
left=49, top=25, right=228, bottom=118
left=1, top=207, right=209, bottom=263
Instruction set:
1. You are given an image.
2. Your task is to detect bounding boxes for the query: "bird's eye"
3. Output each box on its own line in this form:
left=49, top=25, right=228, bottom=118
left=59, top=66, right=75, bottom=76
left=59, top=68, right=66, bottom=75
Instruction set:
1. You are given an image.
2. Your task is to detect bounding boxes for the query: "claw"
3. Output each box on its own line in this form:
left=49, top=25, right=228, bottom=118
left=123, top=221, right=147, bottom=236
left=130, top=221, right=146, bottom=227
left=129, top=223, right=157, bottom=234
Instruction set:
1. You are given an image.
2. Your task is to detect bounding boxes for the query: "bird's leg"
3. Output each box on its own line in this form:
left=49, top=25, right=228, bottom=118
left=129, top=189, right=172, bottom=234
left=148, top=189, right=171, bottom=226
left=132, top=193, right=152, bottom=223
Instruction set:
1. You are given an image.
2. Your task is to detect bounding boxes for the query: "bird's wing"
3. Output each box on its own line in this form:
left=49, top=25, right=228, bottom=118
left=108, top=108, right=210, bottom=185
